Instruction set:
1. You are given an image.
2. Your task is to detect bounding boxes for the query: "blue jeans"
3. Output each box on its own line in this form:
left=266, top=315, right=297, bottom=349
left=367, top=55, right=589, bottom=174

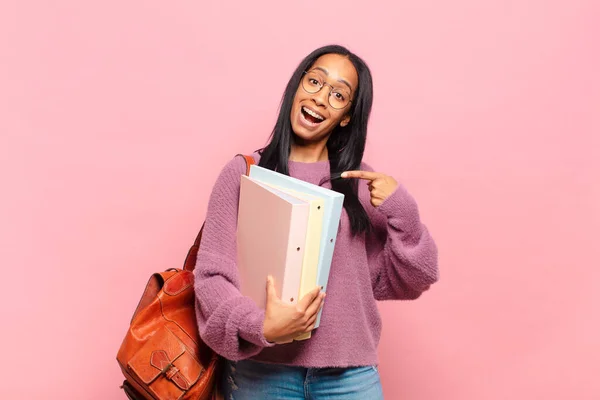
left=221, top=359, right=384, bottom=400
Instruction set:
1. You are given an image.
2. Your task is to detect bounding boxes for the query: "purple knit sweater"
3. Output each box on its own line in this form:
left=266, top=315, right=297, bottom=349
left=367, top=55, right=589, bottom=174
left=193, top=153, right=438, bottom=368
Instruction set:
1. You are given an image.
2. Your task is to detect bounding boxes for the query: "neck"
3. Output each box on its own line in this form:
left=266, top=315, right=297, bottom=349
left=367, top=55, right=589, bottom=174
left=290, top=140, right=329, bottom=163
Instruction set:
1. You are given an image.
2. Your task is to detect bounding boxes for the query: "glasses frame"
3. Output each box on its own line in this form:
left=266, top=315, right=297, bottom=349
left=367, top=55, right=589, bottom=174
left=301, top=71, right=353, bottom=110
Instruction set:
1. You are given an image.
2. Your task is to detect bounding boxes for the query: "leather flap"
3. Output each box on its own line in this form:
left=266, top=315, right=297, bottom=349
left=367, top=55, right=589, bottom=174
left=172, top=350, right=203, bottom=388
left=128, top=326, right=201, bottom=388
left=163, top=271, right=195, bottom=296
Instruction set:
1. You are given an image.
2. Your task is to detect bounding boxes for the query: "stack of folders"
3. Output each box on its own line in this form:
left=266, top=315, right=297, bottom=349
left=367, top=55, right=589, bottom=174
left=236, top=165, right=344, bottom=341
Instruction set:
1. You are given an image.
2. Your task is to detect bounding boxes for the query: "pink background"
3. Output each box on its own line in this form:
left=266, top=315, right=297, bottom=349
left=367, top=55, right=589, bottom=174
left=1, top=0, right=599, bottom=399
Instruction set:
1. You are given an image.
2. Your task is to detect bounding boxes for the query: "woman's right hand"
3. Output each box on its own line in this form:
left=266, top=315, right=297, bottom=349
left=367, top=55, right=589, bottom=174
left=262, top=275, right=325, bottom=344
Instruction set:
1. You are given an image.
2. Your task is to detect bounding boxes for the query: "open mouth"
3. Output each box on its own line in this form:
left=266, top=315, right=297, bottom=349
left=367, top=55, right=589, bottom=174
left=301, top=106, right=325, bottom=126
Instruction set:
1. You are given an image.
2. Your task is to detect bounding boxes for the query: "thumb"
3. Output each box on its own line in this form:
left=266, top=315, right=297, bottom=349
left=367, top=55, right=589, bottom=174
left=266, top=275, right=277, bottom=301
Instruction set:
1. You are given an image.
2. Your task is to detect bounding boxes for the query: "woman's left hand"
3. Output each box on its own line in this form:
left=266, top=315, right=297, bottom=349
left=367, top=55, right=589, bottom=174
left=341, top=170, right=398, bottom=207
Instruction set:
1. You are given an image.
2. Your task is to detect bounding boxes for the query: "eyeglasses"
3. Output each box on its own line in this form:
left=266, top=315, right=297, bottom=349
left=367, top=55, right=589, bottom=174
left=301, top=71, right=353, bottom=109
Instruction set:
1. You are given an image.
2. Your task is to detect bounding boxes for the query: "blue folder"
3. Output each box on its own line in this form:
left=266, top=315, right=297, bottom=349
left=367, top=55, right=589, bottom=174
left=248, top=165, right=344, bottom=328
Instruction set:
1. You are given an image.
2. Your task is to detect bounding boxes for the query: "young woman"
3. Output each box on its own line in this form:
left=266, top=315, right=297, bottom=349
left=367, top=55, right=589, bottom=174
left=194, top=45, right=439, bottom=399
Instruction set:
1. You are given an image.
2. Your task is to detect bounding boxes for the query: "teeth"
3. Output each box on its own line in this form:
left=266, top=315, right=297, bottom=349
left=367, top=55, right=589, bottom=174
left=303, top=106, right=324, bottom=120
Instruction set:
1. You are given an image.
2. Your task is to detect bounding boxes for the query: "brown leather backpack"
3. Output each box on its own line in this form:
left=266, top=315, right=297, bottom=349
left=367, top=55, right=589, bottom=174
left=116, top=155, right=255, bottom=400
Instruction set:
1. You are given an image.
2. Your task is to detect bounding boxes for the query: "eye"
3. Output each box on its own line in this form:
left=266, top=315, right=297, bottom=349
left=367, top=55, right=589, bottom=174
left=309, top=78, right=320, bottom=86
left=333, top=91, right=346, bottom=101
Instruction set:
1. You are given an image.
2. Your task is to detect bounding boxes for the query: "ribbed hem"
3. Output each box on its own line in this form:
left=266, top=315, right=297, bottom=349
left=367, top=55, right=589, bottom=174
left=238, top=306, right=275, bottom=349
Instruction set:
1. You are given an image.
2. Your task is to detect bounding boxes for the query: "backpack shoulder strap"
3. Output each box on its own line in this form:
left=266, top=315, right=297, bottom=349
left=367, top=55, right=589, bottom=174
left=182, top=154, right=255, bottom=272
left=237, top=154, right=255, bottom=175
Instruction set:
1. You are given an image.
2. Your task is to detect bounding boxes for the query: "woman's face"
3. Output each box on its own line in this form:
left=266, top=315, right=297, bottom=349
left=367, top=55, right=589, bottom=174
left=290, top=53, right=358, bottom=144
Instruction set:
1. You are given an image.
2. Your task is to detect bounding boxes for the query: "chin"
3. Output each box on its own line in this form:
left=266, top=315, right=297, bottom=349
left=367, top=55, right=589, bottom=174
left=292, top=125, right=329, bottom=144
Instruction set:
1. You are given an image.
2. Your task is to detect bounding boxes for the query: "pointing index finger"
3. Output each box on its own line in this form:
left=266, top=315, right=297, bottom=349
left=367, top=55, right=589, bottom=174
left=341, top=170, right=381, bottom=181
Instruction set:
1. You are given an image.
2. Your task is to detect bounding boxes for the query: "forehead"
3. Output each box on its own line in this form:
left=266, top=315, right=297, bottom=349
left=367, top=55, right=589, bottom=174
left=310, top=54, right=358, bottom=88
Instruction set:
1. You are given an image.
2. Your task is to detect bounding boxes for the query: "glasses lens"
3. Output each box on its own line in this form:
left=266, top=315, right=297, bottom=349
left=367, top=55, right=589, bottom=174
left=302, top=72, right=322, bottom=94
left=329, top=88, right=351, bottom=109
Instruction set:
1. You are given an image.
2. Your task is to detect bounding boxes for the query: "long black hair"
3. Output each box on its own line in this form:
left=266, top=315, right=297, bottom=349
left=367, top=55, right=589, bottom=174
left=258, top=44, right=373, bottom=235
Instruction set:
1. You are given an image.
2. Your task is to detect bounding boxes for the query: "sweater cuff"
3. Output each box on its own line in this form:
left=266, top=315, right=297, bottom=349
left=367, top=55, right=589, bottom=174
left=238, top=307, right=276, bottom=349
left=377, top=184, right=422, bottom=235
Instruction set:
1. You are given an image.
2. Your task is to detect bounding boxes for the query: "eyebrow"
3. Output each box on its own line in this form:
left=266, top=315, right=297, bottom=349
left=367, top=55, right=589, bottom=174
left=312, top=66, right=353, bottom=92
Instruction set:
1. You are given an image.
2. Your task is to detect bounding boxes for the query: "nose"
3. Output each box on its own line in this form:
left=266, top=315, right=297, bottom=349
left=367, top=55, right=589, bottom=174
left=312, top=86, right=330, bottom=107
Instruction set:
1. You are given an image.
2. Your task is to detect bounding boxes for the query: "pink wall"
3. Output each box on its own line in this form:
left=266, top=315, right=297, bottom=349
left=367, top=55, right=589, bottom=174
left=1, top=0, right=598, bottom=399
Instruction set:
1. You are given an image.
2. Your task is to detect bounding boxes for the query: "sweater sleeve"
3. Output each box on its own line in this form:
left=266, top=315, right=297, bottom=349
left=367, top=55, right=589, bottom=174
left=363, top=165, right=439, bottom=301
left=193, top=155, right=274, bottom=360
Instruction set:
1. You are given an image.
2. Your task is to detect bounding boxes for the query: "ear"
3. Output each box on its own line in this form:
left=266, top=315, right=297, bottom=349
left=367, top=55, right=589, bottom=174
left=340, top=114, right=351, bottom=127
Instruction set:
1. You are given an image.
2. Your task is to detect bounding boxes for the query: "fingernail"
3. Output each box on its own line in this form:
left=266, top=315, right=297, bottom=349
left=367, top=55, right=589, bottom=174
left=341, top=172, right=348, bottom=178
